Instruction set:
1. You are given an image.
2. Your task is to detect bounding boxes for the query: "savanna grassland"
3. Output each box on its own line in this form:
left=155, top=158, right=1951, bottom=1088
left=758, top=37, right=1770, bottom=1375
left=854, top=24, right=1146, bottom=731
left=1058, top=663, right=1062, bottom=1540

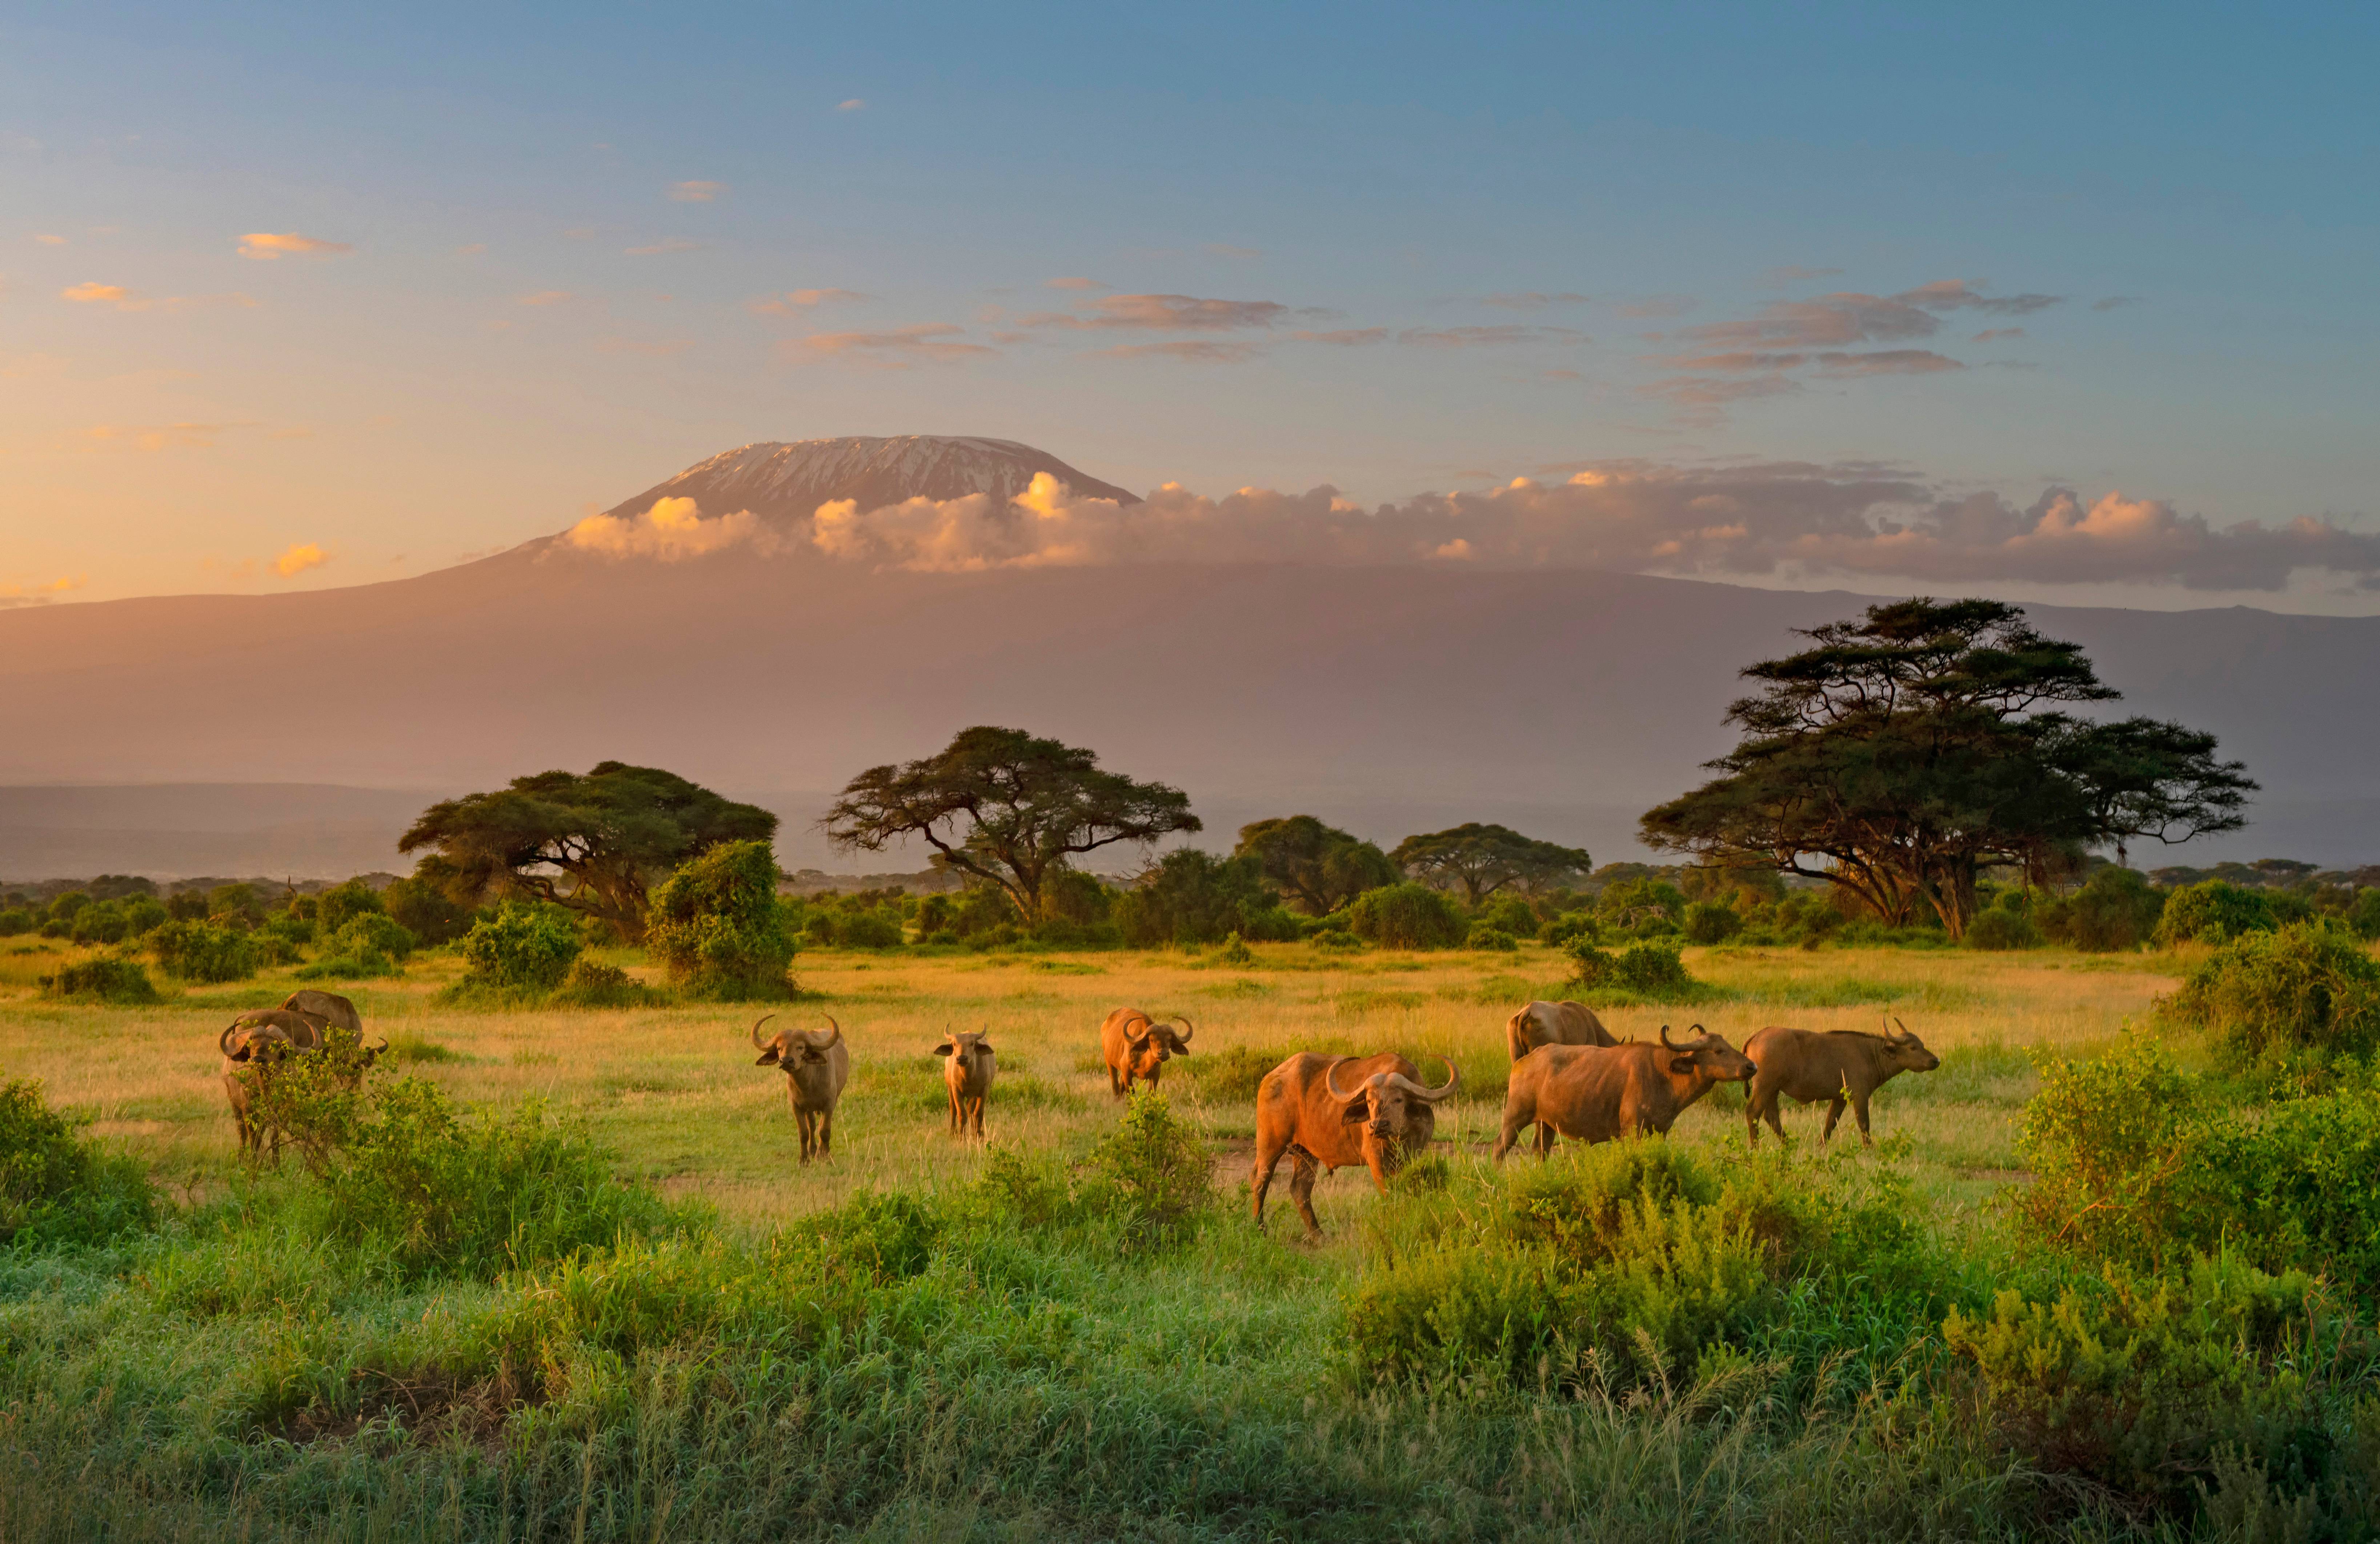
left=2, top=931, right=2373, bottom=1543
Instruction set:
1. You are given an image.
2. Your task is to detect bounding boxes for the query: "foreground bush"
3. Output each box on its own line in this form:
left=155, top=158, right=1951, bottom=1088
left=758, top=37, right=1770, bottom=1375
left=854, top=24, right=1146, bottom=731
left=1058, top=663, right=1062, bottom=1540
left=451, top=902, right=582, bottom=996
left=645, top=841, right=797, bottom=998
left=0, top=1078, right=156, bottom=1247
left=36, top=956, right=159, bottom=1004
left=1346, top=882, right=1467, bottom=949
left=2161, top=921, right=2380, bottom=1072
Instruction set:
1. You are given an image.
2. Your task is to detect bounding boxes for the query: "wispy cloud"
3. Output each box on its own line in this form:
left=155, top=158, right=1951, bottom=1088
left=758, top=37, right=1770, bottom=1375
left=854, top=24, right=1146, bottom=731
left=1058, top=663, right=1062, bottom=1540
left=2092, top=296, right=2139, bottom=311
left=1093, top=340, right=1265, bottom=363
left=32, top=233, right=65, bottom=246
left=1892, top=279, right=2060, bottom=315
left=83, top=421, right=255, bottom=450
left=1656, top=348, right=1960, bottom=376
left=0, top=574, right=86, bottom=610
left=837, top=99, right=866, bottom=112
left=752, top=287, right=870, bottom=314
left=1616, top=294, right=1696, bottom=318
left=1397, top=325, right=1588, bottom=348
left=1481, top=291, right=1589, bottom=310
left=1025, top=293, right=1289, bottom=330
left=596, top=336, right=695, bottom=356
left=454, top=242, right=488, bottom=256
left=237, top=232, right=353, bottom=260
left=782, top=324, right=994, bottom=366
left=625, top=238, right=700, bottom=256
left=60, top=281, right=256, bottom=313
left=1972, top=327, right=2025, bottom=342
left=1045, top=276, right=1107, bottom=290
left=667, top=180, right=725, bottom=202
left=1291, top=327, right=1390, bottom=346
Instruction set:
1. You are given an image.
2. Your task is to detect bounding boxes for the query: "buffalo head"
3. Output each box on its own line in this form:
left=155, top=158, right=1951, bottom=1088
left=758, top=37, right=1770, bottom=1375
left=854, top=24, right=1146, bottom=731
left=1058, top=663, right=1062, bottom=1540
left=754, top=1013, right=843, bottom=1070
left=1880, top=1016, right=1941, bottom=1074
left=1660, top=1023, right=1756, bottom=1083
left=1326, top=1054, right=1459, bottom=1148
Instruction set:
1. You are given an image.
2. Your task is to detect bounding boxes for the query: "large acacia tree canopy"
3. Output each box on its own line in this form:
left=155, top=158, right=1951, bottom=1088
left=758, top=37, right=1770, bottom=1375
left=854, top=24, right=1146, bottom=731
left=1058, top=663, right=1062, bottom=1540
left=398, top=762, right=778, bottom=941
left=1640, top=598, right=2254, bottom=938
left=1392, top=823, right=1594, bottom=905
left=1233, top=815, right=1399, bottom=914
left=824, top=726, right=1200, bottom=923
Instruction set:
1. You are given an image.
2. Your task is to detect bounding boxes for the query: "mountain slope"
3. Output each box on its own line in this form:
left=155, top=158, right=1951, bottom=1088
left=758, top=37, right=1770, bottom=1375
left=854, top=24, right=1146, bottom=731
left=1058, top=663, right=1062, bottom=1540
left=597, top=435, right=1140, bottom=527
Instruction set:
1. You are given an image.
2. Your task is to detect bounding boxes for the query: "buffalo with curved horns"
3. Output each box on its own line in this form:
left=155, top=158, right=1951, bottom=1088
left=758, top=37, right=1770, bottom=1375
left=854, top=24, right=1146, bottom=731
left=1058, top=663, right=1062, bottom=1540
left=752, top=1014, right=850, bottom=1162
left=1098, top=1008, right=1193, bottom=1096
left=1251, top=1051, right=1458, bottom=1238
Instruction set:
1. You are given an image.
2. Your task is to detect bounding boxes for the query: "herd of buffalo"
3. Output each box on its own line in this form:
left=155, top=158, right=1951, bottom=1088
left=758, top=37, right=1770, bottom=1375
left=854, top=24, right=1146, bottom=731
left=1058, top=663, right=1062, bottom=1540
left=215, top=993, right=1943, bottom=1238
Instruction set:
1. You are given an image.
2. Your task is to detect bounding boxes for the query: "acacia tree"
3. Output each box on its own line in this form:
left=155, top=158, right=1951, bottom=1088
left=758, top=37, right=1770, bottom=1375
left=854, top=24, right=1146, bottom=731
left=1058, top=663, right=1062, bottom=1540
left=1640, top=598, right=2255, bottom=939
left=1233, top=815, right=1398, bottom=915
left=1391, top=823, right=1594, bottom=906
left=824, top=726, right=1199, bottom=925
left=398, top=762, right=778, bottom=942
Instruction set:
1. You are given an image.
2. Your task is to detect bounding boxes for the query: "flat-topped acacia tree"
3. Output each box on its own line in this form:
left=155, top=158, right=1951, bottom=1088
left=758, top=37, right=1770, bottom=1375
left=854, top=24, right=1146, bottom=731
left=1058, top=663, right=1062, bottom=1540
left=825, top=726, right=1200, bottom=926
left=1391, top=823, right=1594, bottom=906
left=1640, top=597, right=2254, bottom=939
left=398, top=762, right=778, bottom=942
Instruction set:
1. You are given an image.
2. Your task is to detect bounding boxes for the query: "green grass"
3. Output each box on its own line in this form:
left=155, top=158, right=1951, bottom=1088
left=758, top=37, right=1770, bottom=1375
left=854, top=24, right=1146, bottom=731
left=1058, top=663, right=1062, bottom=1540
left=1, top=935, right=2368, bottom=1540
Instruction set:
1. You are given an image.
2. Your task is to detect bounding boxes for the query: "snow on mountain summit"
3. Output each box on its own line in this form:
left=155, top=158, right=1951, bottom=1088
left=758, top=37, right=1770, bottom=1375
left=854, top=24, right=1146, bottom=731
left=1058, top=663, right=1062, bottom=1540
left=598, top=435, right=1141, bottom=526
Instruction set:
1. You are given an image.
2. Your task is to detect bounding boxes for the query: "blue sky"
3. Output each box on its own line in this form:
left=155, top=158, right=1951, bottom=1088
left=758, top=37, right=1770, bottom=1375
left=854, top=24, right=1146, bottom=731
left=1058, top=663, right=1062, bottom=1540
left=4, top=1, right=2377, bottom=607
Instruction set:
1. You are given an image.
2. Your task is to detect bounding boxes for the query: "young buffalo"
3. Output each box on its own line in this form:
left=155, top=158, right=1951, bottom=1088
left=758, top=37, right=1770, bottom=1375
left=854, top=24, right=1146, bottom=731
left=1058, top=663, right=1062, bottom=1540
left=752, top=1014, right=850, bottom=1162
left=1743, top=1019, right=1940, bottom=1147
left=1251, top=1051, right=1459, bottom=1238
left=935, top=1028, right=997, bottom=1138
left=1492, top=1024, right=1754, bottom=1160
left=1098, top=1007, right=1193, bottom=1096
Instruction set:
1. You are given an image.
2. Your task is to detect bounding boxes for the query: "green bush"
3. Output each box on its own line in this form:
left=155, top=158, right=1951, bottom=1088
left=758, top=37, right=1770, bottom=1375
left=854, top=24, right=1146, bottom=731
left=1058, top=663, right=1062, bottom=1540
left=295, top=913, right=416, bottom=981
left=2163, top=922, right=2380, bottom=1072
left=1085, top=1087, right=1214, bottom=1249
left=1465, top=924, right=1520, bottom=952
left=1540, top=910, right=1600, bottom=947
left=1681, top=901, right=1741, bottom=945
left=38, top=957, right=160, bottom=1004
left=645, top=841, right=797, bottom=998
left=453, top=902, right=582, bottom=994
left=0, top=907, right=34, bottom=937
left=45, top=891, right=91, bottom=926
left=119, top=895, right=168, bottom=937
left=546, top=957, right=654, bottom=1008
left=1946, top=1257, right=2352, bottom=1516
left=383, top=861, right=476, bottom=946
left=2038, top=866, right=2165, bottom=951
left=1569, top=939, right=1701, bottom=999
left=1114, top=851, right=1294, bottom=946
left=835, top=910, right=904, bottom=950
left=2156, top=879, right=2277, bottom=947
left=1479, top=895, right=1539, bottom=937
left=1963, top=908, right=2043, bottom=951
left=0, top=1078, right=157, bottom=1248
left=1346, top=882, right=1468, bottom=949
left=66, top=901, right=129, bottom=946
left=314, top=878, right=386, bottom=934
left=2351, top=887, right=2380, bottom=942
left=148, top=919, right=259, bottom=983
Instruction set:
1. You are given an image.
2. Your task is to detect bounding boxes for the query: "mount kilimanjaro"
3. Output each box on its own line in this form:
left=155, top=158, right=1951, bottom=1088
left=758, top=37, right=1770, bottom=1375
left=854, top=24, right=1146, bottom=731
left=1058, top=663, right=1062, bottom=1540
left=1, top=434, right=2375, bottom=877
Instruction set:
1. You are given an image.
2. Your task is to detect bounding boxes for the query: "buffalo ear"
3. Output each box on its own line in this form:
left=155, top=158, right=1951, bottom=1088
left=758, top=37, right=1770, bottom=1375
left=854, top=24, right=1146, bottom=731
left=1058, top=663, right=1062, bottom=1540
left=1670, top=1055, right=1698, bottom=1075
left=755, top=1048, right=781, bottom=1066
left=934, top=1042, right=954, bottom=1057
left=1341, top=1100, right=1371, bottom=1124
left=977, top=1042, right=994, bottom=1055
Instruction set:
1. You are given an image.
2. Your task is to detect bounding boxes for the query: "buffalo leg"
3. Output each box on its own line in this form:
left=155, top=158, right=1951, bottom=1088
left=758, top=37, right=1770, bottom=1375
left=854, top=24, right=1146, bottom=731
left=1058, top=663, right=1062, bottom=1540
left=1288, top=1152, right=1324, bottom=1239
left=1852, top=1094, right=1874, bottom=1146
left=1251, top=1140, right=1287, bottom=1224
left=818, top=1108, right=833, bottom=1159
left=797, top=1108, right=817, bottom=1164
left=967, top=1095, right=985, bottom=1138
left=947, top=1087, right=962, bottom=1136
left=1821, top=1094, right=1846, bottom=1143
left=1109, top=1066, right=1125, bottom=1097
left=1534, top=1122, right=1555, bottom=1159
left=1763, top=1095, right=1789, bottom=1144
left=1491, top=1102, right=1534, bottom=1162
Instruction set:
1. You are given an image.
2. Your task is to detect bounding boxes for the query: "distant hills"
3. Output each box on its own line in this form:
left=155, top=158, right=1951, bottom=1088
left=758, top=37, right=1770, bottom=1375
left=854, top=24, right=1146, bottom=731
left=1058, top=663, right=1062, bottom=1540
left=3, top=435, right=2374, bottom=879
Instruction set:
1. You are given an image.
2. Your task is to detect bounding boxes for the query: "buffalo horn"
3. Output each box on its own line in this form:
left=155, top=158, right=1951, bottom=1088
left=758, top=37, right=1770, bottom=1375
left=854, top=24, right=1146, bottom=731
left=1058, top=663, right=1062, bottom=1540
left=750, top=1014, right=777, bottom=1051
left=1323, top=1056, right=1371, bottom=1102
left=1659, top=1023, right=1682, bottom=1050
left=1169, top=1015, right=1194, bottom=1046
left=372, top=1036, right=390, bottom=1054
left=1389, top=1055, right=1461, bottom=1103
left=1891, top=1015, right=1911, bottom=1042
left=219, top=1023, right=238, bottom=1056
left=806, top=1016, right=842, bottom=1049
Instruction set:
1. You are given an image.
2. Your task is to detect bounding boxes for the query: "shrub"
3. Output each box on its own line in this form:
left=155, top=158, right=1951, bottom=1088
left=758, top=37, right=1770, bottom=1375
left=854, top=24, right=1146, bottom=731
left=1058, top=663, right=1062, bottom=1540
left=835, top=910, right=904, bottom=950
left=1466, top=924, right=1520, bottom=952
left=296, top=913, right=417, bottom=980
left=2156, top=879, right=2277, bottom=947
left=1480, top=895, right=1539, bottom=937
left=66, top=901, right=129, bottom=946
left=1115, top=851, right=1290, bottom=946
left=384, top=859, right=476, bottom=946
left=2163, top=922, right=2380, bottom=1072
left=1310, top=926, right=1363, bottom=952
left=2038, top=866, right=2165, bottom=952
left=1540, top=910, right=1599, bottom=947
left=206, top=883, right=264, bottom=928
left=453, top=902, right=582, bottom=994
left=0, top=1078, right=157, bottom=1247
left=2352, top=887, right=2380, bottom=942
left=1346, top=883, right=1468, bottom=949
left=315, top=877, right=386, bottom=934
left=119, top=895, right=168, bottom=937
left=0, top=907, right=33, bottom=937
left=546, top=958, right=654, bottom=1009
left=45, top=891, right=91, bottom=926
left=1085, top=1087, right=1214, bottom=1248
left=39, top=956, right=161, bottom=1004
left=1681, top=901, right=1741, bottom=945
left=1945, top=1257, right=2352, bottom=1517
left=148, top=920, right=259, bottom=983
left=1217, top=930, right=1255, bottom=964
left=646, top=841, right=797, bottom=998
left=1570, top=939, right=1700, bottom=999
left=1963, top=908, right=2042, bottom=951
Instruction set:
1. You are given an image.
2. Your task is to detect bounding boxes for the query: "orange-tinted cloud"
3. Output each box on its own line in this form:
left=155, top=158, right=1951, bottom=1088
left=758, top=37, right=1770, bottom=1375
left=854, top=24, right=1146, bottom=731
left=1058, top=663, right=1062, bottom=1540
left=237, top=232, right=353, bottom=260
left=1025, top=293, right=1288, bottom=330
left=1045, top=276, right=1106, bottom=290
left=564, top=496, right=774, bottom=560
left=750, top=288, right=869, bottom=315
left=61, top=281, right=257, bottom=313
left=667, top=180, right=725, bottom=202
left=83, top=421, right=251, bottom=450
left=781, top=324, right=994, bottom=366
left=270, top=542, right=330, bottom=578
left=0, top=574, right=87, bottom=610
left=836, top=99, right=866, bottom=111
left=1398, top=325, right=1587, bottom=348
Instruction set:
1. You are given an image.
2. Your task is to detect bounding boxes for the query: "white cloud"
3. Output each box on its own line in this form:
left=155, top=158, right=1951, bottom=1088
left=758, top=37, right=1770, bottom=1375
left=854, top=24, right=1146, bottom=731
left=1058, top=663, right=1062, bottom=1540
left=564, top=496, right=776, bottom=560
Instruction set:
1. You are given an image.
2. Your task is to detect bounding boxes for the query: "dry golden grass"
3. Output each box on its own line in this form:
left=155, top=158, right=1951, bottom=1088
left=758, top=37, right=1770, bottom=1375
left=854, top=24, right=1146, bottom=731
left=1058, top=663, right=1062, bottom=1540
left=0, top=935, right=2181, bottom=1230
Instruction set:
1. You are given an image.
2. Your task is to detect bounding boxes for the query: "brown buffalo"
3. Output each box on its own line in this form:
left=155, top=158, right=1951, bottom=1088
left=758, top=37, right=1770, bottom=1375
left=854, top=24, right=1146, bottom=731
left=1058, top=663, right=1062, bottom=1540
left=1743, top=1019, right=1940, bottom=1147
left=1251, top=1051, right=1459, bottom=1238
left=1098, top=1007, right=1193, bottom=1096
left=281, top=989, right=362, bottom=1036
left=1505, top=999, right=1619, bottom=1060
left=934, top=1028, right=997, bottom=1138
left=219, top=1020, right=300, bottom=1160
left=1492, top=1024, right=1755, bottom=1160
left=227, top=1008, right=326, bottom=1052
left=752, top=1013, right=850, bottom=1162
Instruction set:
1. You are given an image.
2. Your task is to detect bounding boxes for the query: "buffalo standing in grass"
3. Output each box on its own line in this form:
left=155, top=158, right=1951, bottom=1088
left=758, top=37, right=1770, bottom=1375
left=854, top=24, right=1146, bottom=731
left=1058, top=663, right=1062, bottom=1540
left=280, top=989, right=362, bottom=1037
left=752, top=1014, right=850, bottom=1162
left=219, top=1020, right=301, bottom=1160
left=1505, top=999, right=1619, bottom=1060
left=276, top=990, right=388, bottom=1084
left=1251, top=1052, right=1459, bottom=1238
left=935, top=1028, right=997, bottom=1138
left=1492, top=1025, right=1755, bottom=1160
left=1098, top=1007, right=1193, bottom=1096
left=1743, top=1019, right=1940, bottom=1147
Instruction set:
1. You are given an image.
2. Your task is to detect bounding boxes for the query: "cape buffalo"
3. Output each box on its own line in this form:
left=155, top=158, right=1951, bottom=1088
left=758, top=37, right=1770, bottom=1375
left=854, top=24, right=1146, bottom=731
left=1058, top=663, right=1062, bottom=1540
left=1505, top=999, right=1618, bottom=1060
left=1492, top=1025, right=1755, bottom=1160
left=934, top=1028, right=997, bottom=1138
left=752, top=1013, right=850, bottom=1162
left=280, top=990, right=362, bottom=1036
left=219, top=1020, right=300, bottom=1160
left=227, top=1008, right=326, bottom=1052
left=1743, top=1019, right=1941, bottom=1147
left=1251, top=1051, right=1459, bottom=1238
left=1098, top=1007, right=1193, bottom=1096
